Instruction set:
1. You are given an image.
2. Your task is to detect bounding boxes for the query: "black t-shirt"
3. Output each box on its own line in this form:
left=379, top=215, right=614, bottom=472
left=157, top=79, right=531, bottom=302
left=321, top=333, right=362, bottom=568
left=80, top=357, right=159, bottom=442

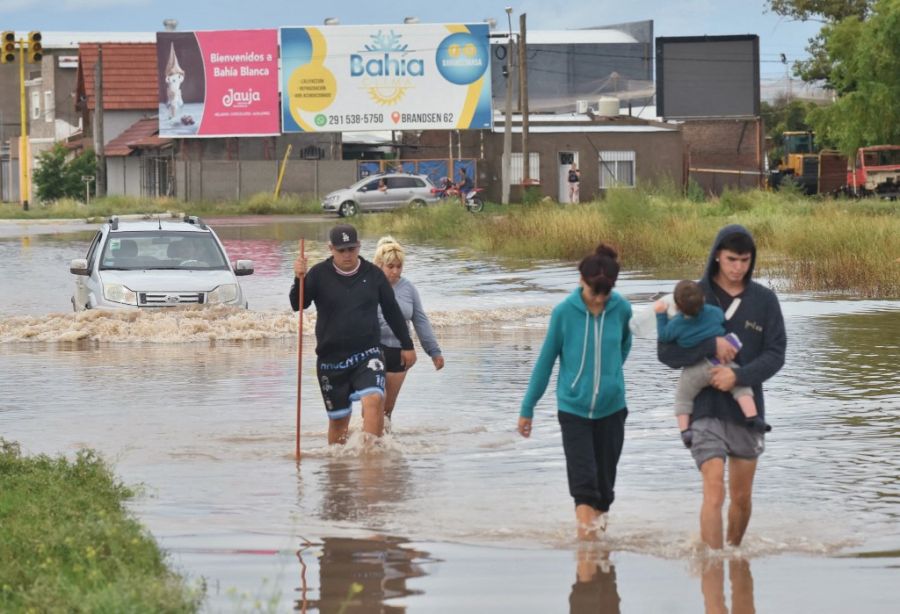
left=568, top=170, right=580, bottom=183
left=289, top=257, right=413, bottom=359
left=711, top=279, right=743, bottom=314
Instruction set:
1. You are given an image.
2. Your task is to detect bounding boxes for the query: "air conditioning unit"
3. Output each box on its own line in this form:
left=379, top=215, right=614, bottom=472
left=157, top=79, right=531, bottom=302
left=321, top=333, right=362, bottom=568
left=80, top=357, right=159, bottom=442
left=576, top=100, right=589, bottom=114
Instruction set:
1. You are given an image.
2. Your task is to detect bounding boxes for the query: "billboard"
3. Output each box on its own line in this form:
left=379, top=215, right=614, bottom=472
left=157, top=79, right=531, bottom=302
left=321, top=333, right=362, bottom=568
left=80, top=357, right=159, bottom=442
left=490, top=22, right=655, bottom=113
left=156, top=30, right=280, bottom=137
left=655, top=35, right=759, bottom=119
left=280, top=24, right=492, bottom=133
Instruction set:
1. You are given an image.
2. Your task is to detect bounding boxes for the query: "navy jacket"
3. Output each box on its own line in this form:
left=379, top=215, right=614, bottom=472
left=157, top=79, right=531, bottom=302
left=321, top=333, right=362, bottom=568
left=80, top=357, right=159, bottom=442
left=657, top=225, right=786, bottom=423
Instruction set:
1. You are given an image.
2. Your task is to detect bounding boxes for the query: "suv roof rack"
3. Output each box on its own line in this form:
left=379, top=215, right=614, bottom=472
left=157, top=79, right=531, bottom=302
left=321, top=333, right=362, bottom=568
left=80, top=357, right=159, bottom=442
left=107, top=215, right=119, bottom=230
left=183, top=215, right=208, bottom=230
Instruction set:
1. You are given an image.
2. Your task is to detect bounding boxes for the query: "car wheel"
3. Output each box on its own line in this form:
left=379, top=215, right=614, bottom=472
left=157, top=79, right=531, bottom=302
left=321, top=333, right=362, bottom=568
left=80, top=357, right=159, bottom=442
left=410, top=199, right=426, bottom=208
left=339, top=201, right=358, bottom=217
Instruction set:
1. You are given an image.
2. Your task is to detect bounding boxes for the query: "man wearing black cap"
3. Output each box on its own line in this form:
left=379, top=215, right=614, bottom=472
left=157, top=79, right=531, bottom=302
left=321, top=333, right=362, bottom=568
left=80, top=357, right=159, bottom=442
left=290, top=224, right=417, bottom=444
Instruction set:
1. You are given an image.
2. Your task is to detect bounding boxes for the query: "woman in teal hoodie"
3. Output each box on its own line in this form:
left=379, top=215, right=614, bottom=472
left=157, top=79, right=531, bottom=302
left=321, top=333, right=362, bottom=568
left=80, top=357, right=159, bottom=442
left=519, top=243, right=633, bottom=540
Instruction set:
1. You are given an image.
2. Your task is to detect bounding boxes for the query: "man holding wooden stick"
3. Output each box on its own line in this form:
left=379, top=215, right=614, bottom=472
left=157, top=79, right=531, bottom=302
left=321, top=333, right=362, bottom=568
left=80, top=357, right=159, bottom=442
left=290, top=224, right=416, bottom=444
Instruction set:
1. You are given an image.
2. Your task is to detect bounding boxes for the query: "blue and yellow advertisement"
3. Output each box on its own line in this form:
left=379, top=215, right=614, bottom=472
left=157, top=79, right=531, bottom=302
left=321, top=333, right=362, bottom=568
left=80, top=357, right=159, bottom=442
left=280, top=23, right=492, bottom=132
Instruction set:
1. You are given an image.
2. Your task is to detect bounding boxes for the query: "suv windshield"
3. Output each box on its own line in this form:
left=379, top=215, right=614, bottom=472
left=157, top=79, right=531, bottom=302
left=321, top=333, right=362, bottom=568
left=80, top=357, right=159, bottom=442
left=100, top=231, right=228, bottom=271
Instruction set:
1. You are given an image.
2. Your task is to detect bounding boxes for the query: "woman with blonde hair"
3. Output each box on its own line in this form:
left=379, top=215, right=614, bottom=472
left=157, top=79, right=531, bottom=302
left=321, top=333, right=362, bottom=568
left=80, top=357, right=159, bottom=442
left=374, top=236, right=444, bottom=421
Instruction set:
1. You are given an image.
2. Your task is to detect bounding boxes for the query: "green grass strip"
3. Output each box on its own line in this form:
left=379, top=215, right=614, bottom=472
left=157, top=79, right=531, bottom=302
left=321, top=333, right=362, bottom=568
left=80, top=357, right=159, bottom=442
left=0, top=440, right=202, bottom=613
left=0, top=193, right=322, bottom=220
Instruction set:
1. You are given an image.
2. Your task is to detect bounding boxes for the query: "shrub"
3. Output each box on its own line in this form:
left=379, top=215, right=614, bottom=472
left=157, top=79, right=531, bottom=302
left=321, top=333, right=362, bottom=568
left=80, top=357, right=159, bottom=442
left=33, top=145, right=97, bottom=203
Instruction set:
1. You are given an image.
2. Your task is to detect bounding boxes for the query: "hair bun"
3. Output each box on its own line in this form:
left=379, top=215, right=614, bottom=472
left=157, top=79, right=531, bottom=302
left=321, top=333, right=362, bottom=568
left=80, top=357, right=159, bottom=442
left=595, top=243, right=618, bottom=260
left=376, top=235, right=399, bottom=249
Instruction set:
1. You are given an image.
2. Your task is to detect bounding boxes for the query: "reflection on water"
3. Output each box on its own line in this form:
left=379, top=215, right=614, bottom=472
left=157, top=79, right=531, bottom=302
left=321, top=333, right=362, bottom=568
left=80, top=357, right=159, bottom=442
left=700, top=558, right=756, bottom=614
left=815, top=310, right=900, bottom=400
left=570, top=546, right=620, bottom=614
left=298, top=536, right=429, bottom=613
left=317, top=454, right=413, bottom=527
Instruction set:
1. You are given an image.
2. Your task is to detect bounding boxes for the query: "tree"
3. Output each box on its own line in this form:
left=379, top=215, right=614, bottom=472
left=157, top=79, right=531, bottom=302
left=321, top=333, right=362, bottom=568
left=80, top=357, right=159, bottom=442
left=760, top=96, right=819, bottom=163
left=68, top=150, right=98, bottom=198
left=761, top=96, right=818, bottom=140
left=767, top=1, right=874, bottom=86
left=32, top=144, right=97, bottom=203
left=805, top=0, right=900, bottom=154
left=767, top=0, right=870, bottom=22
left=32, top=144, right=69, bottom=202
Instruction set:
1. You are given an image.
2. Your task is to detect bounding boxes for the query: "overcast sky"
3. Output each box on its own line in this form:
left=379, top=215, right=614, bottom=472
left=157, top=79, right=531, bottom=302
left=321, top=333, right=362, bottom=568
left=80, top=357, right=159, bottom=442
left=2, top=0, right=821, bottom=81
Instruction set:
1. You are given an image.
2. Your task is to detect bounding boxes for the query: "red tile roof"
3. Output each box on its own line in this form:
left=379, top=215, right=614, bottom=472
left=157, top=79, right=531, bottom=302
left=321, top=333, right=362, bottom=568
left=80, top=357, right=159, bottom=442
left=105, top=117, right=171, bottom=157
left=77, top=43, right=158, bottom=111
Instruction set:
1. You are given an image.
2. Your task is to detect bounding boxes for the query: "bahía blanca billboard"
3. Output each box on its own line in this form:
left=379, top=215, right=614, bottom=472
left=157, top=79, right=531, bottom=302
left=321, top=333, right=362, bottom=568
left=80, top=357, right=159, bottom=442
left=156, top=24, right=492, bottom=137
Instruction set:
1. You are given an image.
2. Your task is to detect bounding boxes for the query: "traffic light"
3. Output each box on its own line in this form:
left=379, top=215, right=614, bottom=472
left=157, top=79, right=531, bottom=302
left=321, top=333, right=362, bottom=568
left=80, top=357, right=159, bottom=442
left=27, top=31, right=41, bottom=63
left=1, top=31, right=14, bottom=64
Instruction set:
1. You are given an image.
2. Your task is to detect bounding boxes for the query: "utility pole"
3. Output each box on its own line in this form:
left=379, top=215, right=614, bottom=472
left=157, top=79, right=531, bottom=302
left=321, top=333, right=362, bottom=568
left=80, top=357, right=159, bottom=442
left=501, top=7, right=515, bottom=205
left=94, top=45, right=106, bottom=198
left=519, top=13, right=529, bottom=186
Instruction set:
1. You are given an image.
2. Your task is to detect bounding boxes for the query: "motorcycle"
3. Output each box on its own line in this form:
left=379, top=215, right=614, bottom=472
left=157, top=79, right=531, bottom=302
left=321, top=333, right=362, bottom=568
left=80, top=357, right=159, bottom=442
left=431, top=177, right=485, bottom=213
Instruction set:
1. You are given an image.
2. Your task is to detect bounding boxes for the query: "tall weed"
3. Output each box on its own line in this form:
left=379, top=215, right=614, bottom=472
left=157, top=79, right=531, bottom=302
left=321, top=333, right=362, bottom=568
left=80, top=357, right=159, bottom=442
left=361, top=189, right=900, bottom=297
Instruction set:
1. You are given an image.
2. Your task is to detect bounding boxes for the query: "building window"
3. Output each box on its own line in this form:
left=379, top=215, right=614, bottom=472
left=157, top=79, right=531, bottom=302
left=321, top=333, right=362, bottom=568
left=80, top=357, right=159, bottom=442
left=511, top=152, right=540, bottom=184
left=31, top=91, right=41, bottom=121
left=44, top=91, right=55, bottom=122
left=300, top=145, right=324, bottom=159
left=599, top=151, right=635, bottom=188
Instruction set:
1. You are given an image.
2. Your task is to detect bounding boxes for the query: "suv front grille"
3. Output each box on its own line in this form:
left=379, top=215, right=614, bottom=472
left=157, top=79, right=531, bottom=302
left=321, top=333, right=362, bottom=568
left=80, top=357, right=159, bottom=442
left=139, top=292, right=205, bottom=306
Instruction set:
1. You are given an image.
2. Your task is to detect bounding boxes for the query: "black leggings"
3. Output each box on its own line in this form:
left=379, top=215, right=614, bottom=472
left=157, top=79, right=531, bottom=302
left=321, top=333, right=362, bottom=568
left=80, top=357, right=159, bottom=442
left=558, top=408, right=627, bottom=512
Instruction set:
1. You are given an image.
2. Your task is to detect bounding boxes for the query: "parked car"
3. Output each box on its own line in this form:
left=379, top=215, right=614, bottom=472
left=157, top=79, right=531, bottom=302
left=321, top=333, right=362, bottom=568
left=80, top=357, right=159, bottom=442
left=69, top=215, right=254, bottom=311
left=321, top=173, right=439, bottom=217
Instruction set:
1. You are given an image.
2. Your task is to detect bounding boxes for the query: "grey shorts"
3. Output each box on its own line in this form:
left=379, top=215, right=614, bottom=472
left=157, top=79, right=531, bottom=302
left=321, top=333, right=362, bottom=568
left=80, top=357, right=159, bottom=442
left=690, top=417, right=765, bottom=469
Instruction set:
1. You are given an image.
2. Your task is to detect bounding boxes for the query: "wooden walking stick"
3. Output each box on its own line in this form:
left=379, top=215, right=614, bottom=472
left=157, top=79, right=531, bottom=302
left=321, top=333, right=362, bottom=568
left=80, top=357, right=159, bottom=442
left=295, top=238, right=305, bottom=460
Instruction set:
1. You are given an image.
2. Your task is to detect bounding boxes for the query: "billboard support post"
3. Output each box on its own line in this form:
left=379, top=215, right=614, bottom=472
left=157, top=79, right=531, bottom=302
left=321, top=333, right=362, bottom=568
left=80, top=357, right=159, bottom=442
left=502, top=35, right=515, bottom=205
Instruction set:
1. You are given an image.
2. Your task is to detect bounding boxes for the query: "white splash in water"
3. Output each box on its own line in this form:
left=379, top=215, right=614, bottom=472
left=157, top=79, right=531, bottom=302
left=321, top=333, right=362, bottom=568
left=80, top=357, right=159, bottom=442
left=0, top=306, right=553, bottom=344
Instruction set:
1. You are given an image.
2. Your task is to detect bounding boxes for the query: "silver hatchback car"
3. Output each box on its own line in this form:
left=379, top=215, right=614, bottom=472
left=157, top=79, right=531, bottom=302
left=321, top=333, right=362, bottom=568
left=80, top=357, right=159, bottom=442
left=69, top=216, right=254, bottom=311
left=321, top=173, right=439, bottom=217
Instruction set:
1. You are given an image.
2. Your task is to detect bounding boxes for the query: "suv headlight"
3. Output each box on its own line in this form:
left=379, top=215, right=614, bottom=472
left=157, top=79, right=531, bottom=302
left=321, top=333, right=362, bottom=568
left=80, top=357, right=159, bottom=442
left=103, top=283, right=138, bottom=306
left=207, top=283, right=238, bottom=304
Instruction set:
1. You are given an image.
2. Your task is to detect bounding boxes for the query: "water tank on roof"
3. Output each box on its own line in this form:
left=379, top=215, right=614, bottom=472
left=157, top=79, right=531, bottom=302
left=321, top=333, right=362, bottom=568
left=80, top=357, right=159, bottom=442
left=596, top=96, right=620, bottom=117
left=576, top=100, right=589, bottom=114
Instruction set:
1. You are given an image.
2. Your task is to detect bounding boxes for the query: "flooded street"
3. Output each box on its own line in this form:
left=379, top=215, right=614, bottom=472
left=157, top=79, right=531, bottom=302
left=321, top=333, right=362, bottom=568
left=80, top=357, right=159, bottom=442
left=1, top=217, right=898, bottom=612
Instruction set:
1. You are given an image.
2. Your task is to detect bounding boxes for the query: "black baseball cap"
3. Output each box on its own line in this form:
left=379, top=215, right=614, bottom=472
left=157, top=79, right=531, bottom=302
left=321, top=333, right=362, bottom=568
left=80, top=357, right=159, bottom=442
left=329, top=224, right=360, bottom=248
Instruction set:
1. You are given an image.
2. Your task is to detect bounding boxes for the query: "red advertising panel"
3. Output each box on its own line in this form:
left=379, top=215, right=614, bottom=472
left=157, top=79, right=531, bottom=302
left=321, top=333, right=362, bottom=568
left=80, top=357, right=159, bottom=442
left=157, top=29, right=280, bottom=137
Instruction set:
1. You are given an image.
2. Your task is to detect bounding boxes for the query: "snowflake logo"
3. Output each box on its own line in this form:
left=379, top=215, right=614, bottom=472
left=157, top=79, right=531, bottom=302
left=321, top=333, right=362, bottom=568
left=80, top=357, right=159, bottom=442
left=363, top=30, right=408, bottom=53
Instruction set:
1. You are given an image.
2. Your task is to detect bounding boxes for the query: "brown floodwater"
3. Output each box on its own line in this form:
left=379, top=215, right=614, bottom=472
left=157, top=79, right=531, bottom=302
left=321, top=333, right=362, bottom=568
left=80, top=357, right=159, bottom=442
left=0, top=217, right=897, bottom=612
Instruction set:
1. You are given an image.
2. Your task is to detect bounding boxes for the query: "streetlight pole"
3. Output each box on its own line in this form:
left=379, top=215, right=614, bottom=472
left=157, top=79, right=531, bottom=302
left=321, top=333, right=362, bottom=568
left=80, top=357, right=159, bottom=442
left=18, top=37, right=29, bottom=210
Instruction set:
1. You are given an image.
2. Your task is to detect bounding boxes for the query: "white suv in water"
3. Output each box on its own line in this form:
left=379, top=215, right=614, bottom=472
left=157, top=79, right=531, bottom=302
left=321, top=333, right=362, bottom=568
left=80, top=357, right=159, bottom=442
left=69, top=216, right=254, bottom=311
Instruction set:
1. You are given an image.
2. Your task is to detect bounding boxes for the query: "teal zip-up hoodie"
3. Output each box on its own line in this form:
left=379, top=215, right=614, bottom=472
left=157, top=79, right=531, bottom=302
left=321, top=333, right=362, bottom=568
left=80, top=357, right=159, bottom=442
left=521, top=288, right=632, bottom=420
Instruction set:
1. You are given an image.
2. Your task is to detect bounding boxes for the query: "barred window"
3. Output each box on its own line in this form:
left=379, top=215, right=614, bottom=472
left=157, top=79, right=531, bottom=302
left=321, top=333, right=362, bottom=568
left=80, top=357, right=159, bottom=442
left=510, top=152, right=540, bottom=184
left=300, top=145, right=324, bottom=160
left=599, top=151, right=635, bottom=188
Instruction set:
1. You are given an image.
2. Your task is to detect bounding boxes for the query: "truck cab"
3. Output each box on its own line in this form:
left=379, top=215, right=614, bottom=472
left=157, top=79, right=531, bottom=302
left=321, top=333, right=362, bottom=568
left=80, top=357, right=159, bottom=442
left=848, top=146, right=900, bottom=198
